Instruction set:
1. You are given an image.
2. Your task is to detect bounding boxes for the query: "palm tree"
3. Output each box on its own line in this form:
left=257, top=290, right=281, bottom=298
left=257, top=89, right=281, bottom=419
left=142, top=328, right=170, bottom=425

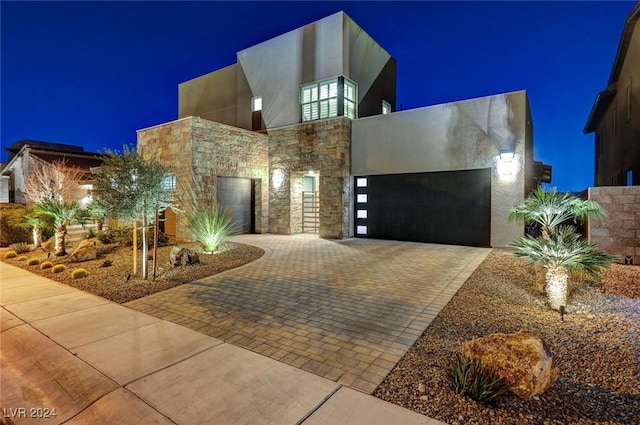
left=511, top=226, right=617, bottom=310
left=35, top=201, right=82, bottom=256
left=509, top=186, right=607, bottom=239
left=19, top=209, right=50, bottom=248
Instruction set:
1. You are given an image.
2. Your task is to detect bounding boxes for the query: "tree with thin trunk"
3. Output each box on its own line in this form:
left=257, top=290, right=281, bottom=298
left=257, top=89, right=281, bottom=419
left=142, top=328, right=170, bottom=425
left=92, top=146, right=176, bottom=279
left=23, top=159, right=87, bottom=255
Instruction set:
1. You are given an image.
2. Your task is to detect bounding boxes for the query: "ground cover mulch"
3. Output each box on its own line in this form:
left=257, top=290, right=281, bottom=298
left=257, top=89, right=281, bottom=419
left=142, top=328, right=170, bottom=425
left=374, top=250, right=640, bottom=425
left=1, top=239, right=264, bottom=304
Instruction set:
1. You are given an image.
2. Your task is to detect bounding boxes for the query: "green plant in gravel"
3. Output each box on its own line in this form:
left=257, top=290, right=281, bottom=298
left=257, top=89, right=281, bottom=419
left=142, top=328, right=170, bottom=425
left=9, top=242, right=31, bottom=254
left=71, top=268, right=88, bottom=279
left=40, top=261, right=53, bottom=269
left=52, top=264, right=66, bottom=273
left=509, top=186, right=607, bottom=239
left=18, top=208, right=53, bottom=248
left=511, top=226, right=618, bottom=311
left=17, top=255, right=28, bottom=262
left=4, top=250, right=17, bottom=259
left=27, top=258, right=41, bottom=266
left=189, top=207, right=237, bottom=253
left=449, top=356, right=509, bottom=403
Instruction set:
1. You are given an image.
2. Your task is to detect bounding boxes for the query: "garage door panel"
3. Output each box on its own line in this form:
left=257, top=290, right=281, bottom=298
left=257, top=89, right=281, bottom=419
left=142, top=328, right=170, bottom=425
left=356, top=169, right=490, bottom=246
left=217, top=177, right=254, bottom=234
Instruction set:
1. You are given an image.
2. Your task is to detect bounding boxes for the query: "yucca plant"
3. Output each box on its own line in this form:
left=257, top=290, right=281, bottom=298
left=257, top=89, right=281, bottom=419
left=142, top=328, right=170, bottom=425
left=509, top=186, right=607, bottom=239
left=511, top=225, right=617, bottom=310
left=189, top=207, right=237, bottom=253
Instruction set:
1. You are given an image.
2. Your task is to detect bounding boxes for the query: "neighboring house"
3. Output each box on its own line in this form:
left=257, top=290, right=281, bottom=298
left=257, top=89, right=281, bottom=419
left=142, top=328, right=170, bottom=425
left=0, top=140, right=103, bottom=205
left=138, top=11, right=549, bottom=248
left=584, top=2, right=640, bottom=186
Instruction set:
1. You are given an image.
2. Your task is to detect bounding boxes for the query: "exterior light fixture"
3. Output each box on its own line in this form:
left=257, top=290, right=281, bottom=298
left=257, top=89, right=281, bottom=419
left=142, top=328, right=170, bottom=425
left=499, top=149, right=515, bottom=160
left=272, top=169, right=285, bottom=189
left=497, top=149, right=517, bottom=182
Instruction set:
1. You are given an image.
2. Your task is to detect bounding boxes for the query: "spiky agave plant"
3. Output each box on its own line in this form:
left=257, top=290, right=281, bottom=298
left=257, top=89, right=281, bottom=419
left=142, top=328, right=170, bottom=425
left=511, top=225, right=618, bottom=311
left=189, top=207, right=238, bottom=253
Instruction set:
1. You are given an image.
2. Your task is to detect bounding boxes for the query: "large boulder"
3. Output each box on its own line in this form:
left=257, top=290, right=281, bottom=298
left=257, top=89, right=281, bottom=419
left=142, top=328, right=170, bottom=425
left=170, top=247, right=200, bottom=267
left=461, top=330, right=557, bottom=398
left=69, top=239, right=97, bottom=263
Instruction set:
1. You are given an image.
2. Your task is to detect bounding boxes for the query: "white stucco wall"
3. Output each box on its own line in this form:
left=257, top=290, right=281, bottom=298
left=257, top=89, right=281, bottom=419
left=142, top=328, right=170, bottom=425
left=351, top=90, right=531, bottom=247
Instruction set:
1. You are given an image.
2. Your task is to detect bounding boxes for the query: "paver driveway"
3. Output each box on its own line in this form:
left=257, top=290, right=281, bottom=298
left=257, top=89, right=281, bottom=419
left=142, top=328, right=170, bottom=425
left=126, top=235, right=490, bottom=393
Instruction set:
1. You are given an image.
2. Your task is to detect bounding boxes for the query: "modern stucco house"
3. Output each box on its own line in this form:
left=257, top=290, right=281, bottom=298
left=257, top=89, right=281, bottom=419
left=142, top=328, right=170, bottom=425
left=138, top=11, right=548, bottom=248
left=1, top=140, right=102, bottom=205
left=584, top=2, right=639, bottom=186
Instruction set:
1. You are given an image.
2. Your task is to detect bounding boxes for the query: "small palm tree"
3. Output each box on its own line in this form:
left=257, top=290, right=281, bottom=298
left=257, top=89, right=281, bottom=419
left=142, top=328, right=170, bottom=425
left=35, top=201, right=82, bottom=256
left=19, top=209, right=50, bottom=248
left=511, top=226, right=617, bottom=310
left=509, top=187, right=607, bottom=239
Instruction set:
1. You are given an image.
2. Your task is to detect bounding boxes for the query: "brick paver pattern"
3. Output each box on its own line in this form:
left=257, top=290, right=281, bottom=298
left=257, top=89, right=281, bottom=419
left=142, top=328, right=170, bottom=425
left=126, top=235, right=490, bottom=393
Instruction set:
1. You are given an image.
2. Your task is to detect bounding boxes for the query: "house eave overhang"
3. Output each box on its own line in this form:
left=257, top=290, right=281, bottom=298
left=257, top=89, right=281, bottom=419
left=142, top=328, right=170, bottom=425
left=607, top=3, right=640, bottom=88
left=583, top=89, right=616, bottom=134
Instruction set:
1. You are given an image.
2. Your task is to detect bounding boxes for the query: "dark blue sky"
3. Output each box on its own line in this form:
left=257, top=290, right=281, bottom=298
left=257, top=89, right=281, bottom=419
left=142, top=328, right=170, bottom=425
left=1, top=1, right=635, bottom=192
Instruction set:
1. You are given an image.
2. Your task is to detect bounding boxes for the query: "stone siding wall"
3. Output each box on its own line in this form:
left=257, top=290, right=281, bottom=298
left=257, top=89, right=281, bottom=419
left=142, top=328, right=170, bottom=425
left=137, top=117, right=269, bottom=240
left=588, top=186, right=640, bottom=265
left=268, top=118, right=351, bottom=239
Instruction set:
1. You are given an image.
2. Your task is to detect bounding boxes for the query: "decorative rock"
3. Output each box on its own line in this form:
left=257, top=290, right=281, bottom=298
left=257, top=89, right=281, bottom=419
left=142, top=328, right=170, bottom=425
left=69, top=240, right=97, bottom=263
left=461, top=330, right=557, bottom=398
left=170, top=247, right=200, bottom=267
left=418, top=382, right=426, bottom=393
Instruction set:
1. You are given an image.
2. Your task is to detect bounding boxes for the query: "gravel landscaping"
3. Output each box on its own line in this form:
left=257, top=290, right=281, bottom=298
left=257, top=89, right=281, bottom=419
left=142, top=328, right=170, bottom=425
left=374, top=250, right=640, bottom=425
left=1, top=239, right=264, bottom=303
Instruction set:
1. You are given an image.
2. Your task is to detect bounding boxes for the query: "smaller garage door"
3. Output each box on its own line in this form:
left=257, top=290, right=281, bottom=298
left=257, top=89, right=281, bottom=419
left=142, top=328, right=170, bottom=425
left=217, top=177, right=254, bottom=234
left=354, top=169, right=491, bottom=247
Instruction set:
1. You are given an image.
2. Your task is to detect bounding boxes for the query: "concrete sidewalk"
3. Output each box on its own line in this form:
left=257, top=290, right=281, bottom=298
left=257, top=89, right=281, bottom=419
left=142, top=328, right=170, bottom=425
left=1, top=261, right=445, bottom=425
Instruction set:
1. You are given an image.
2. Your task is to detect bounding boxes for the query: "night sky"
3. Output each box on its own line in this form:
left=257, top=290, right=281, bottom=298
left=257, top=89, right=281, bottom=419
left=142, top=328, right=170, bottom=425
left=1, top=1, right=635, bottom=192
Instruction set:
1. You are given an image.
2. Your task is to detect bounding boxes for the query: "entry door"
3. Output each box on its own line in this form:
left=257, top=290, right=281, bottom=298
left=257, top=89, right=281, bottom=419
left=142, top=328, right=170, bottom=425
left=217, top=177, right=254, bottom=234
left=355, top=169, right=491, bottom=247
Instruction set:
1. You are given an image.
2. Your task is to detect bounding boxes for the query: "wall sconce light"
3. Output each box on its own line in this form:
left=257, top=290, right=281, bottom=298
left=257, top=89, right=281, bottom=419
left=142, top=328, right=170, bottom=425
left=272, top=169, right=285, bottom=189
left=499, top=149, right=515, bottom=160
left=497, top=149, right=517, bottom=181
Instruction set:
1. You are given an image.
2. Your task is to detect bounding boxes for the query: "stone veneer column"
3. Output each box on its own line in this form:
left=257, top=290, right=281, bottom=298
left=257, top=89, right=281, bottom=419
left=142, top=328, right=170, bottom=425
left=268, top=117, right=351, bottom=239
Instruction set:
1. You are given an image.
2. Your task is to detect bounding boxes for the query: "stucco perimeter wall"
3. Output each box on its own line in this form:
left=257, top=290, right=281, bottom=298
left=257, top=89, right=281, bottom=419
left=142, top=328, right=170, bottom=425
left=268, top=118, right=351, bottom=238
left=137, top=117, right=269, bottom=240
left=352, top=91, right=530, bottom=247
left=588, top=186, right=640, bottom=265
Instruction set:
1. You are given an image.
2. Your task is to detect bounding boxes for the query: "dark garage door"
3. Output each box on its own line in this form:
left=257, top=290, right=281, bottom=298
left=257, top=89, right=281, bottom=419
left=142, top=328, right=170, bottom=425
left=354, top=169, right=491, bottom=246
left=217, top=177, right=254, bottom=234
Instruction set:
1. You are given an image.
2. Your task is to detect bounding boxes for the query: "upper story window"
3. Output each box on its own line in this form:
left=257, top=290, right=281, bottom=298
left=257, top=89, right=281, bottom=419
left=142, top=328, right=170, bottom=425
left=162, top=174, right=177, bottom=191
left=252, top=96, right=262, bottom=112
left=382, top=100, right=391, bottom=115
left=301, top=77, right=357, bottom=122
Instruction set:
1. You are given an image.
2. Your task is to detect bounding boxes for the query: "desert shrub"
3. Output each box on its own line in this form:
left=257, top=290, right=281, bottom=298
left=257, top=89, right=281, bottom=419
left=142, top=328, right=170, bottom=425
left=87, top=228, right=97, bottom=239
left=52, top=264, right=66, bottom=273
left=449, top=356, right=509, bottom=403
left=27, top=258, right=41, bottom=266
left=9, top=242, right=31, bottom=254
left=102, top=259, right=113, bottom=267
left=96, top=225, right=169, bottom=248
left=71, top=268, right=88, bottom=279
left=40, top=261, right=53, bottom=269
left=0, top=204, right=31, bottom=246
left=17, top=255, right=28, bottom=262
left=4, top=250, right=17, bottom=259
left=189, top=207, right=237, bottom=252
